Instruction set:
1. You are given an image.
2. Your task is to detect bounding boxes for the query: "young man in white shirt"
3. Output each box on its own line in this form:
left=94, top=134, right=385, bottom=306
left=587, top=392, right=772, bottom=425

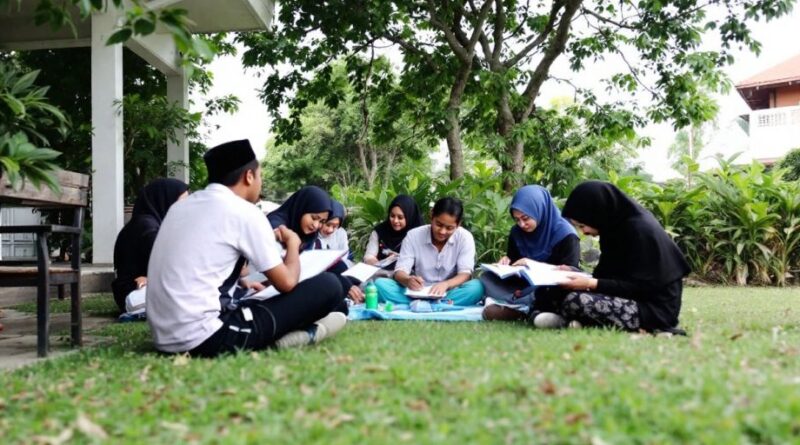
left=146, top=139, right=348, bottom=357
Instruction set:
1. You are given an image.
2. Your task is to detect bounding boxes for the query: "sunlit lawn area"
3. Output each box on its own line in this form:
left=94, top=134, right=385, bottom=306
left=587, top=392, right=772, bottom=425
left=1, top=287, right=799, bottom=444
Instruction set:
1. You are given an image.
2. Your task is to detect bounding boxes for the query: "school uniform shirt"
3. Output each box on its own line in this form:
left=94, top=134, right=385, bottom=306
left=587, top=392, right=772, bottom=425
left=394, top=225, right=476, bottom=284
left=146, top=184, right=283, bottom=353
left=316, top=227, right=349, bottom=251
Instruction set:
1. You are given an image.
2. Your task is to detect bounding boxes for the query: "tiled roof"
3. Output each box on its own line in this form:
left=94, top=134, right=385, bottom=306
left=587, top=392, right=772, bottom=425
left=736, top=53, right=800, bottom=89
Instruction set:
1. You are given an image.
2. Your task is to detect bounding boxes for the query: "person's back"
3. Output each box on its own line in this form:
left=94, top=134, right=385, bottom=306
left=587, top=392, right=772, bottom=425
left=147, top=184, right=268, bottom=351
left=146, top=139, right=348, bottom=357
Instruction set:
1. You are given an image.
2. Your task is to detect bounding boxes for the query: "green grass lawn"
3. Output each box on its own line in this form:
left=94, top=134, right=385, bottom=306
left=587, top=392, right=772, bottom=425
left=2, top=287, right=799, bottom=444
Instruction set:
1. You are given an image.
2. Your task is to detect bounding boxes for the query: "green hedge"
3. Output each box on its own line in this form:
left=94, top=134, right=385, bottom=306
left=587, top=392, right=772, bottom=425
left=335, top=159, right=800, bottom=286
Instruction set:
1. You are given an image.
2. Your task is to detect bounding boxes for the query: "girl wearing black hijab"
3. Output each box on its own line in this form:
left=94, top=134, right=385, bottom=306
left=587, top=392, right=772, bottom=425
left=363, top=195, right=424, bottom=269
left=112, top=178, right=189, bottom=312
left=268, top=186, right=332, bottom=251
left=554, top=181, right=690, bottom=332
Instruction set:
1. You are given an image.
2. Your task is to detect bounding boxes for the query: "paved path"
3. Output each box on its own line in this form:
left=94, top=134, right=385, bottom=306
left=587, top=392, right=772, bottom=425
left=0, top=308, right=115, bottom=371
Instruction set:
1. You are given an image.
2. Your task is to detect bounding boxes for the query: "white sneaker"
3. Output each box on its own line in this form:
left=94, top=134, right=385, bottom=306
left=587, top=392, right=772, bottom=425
left=568, top=320, right=583, bottom=329
left=533, top=312, right=566, bottom=329
left=275, top=312, right=347, bottom=349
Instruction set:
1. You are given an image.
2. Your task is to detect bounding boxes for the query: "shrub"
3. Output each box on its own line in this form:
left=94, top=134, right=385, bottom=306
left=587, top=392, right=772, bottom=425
left=778, top=147, right=800, bottom=181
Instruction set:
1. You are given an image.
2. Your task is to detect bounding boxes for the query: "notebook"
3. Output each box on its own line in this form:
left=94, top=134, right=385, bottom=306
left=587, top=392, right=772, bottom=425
left=342, top=262, right=381, bottom=283
left=404, top=285, right=446, bottom=300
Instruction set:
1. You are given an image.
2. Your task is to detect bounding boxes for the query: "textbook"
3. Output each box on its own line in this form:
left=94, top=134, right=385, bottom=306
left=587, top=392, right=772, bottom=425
left=342, top=262, right=381, bottom=283
left=246, top=249, right=348, bottom=300
left=480, top=260, right=590, bottom=287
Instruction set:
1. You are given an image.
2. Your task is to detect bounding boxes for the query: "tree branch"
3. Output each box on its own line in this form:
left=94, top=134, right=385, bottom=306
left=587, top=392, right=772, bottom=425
left=491, top=0, right=505, bottom=66
left=426, top=0, right=471, bottom=62
left=503, top=0, right=563, bottom=68
left=580, top=7, right=639, bottom=30
left=519, top=0, right=583, bottom=121
left=383, top=33, right=440, bottom=71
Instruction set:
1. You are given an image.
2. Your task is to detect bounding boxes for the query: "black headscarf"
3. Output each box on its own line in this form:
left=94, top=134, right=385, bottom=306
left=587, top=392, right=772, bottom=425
left=112, top=178, right=189, bottom=311
left=268, top=186, right=332, bottom=247
left=374, top=194, right=425, bottom=256
left=561, top=181, right=690, bottom=286
left=329, top=200, right=346, bottom=227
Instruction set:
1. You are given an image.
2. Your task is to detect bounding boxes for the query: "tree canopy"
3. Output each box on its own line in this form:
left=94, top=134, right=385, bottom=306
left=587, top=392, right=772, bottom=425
left=238, top=0, right=795, bottom=188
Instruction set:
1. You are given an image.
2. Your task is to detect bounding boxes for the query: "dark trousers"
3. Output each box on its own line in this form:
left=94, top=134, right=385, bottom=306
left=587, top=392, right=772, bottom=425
left=560, top=291, right=640, bottom=331
left=190, top=272, right=347, bottom=358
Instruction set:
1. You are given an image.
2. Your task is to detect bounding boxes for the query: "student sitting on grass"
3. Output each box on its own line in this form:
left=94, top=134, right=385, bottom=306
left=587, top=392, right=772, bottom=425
left=315, top=199, right=349, bottom=250
left=545, top=180, right=690, bottom=333
left=363, top=194, right=424, bottom=269
left=112, top=178, right=189, bottom=314
left=146, top=140, right=348, bottom=357
left=313, top=199, right=365, bottom=303
left=482, top=185, right=581, bottom=323
left=374, top=197, right=484, bottom=306
left=267, top=185, right=332, bottom=252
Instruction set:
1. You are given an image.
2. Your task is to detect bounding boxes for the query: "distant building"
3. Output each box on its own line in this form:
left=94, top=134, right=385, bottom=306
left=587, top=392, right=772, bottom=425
left=736, top=53, right=800, bottom=164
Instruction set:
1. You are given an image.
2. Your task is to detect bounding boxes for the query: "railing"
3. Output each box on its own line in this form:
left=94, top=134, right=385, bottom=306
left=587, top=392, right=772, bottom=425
left=749, top=105, right=800, bottom=160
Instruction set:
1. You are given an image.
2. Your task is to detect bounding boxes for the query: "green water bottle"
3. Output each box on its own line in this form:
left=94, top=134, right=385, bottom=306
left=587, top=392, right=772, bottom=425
left=364, top=281, right=378, bottom=309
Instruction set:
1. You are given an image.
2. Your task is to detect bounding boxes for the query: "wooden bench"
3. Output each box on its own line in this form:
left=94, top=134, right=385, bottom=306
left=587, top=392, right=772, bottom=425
left=0, top=170, right=89, bottom=357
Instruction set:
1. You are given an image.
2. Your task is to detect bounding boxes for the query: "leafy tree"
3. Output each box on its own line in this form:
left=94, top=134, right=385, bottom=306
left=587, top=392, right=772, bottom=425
left=0, top=63, right=66, bottom=190
left=262, top=60, right=435, bottom=197
left=238, top=0, right=794, bottom=188
left=14, top=38, right=240, bottom=199
left=0, top=0, right=215, bottom=68
left=668, top=123, right=712, bottom=185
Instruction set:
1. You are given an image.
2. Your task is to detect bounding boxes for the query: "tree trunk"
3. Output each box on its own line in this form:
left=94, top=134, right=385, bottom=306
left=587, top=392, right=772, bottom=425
left=445, top=64, right=472, bottom=180
left=495, top=89, right=524, bottom=191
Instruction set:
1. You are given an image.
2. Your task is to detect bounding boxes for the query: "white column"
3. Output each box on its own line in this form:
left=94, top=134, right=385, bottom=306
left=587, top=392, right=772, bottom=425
left=167, top=71, right=190, bottom=183
left=91, top=10, right=124, bottom=264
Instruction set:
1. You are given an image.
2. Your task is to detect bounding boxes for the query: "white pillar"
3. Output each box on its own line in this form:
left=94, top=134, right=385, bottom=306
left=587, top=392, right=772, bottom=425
left=167, top=71, right=190, bottom=183
left=91, top=10, right=124, bottom=264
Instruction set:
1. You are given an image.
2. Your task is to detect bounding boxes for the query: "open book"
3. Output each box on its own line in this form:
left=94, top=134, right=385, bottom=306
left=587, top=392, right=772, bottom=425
left=480, top=260, right=590, bottom=287
left=245, top=249, right=348, bottom=300
left=404, top=285, right=446, bottom=300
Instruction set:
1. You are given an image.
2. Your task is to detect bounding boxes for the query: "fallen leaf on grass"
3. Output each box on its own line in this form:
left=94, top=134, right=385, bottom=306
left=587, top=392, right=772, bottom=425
left=324, top=412, right=355, bottom=429
left=32, top=428, right=73, bottom=445
left=139, top=365, right=151, bottom=383
left=565, top=412, right=591, bottom=425
left=160, top=421, right=189, bottom=433
left=772, top=326, right=783, bottom=343
left=573, top=343, right=583, bottom=352
left=407, top=399, right=430, bottom=411
left=539, top=380, right=557, bottom=396
left=332, top=354, right=354, bottom=364
left=363, top=364, right=389, bottom=373
left=173, top=354, right=190, bottom=367
left=75, top=412, right=108, bottom=440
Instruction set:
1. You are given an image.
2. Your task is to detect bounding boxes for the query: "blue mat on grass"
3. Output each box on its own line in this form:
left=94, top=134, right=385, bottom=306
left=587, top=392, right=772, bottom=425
left=347, top=303, right=484, bottom=321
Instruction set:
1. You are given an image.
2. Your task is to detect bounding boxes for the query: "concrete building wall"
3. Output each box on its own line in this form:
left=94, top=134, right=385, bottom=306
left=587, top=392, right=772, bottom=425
left=776, top=85, right=800, bottom=108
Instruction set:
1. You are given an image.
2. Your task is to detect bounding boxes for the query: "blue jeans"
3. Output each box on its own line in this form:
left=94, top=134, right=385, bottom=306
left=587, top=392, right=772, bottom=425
left=374, top=277, right=484, bottom=306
